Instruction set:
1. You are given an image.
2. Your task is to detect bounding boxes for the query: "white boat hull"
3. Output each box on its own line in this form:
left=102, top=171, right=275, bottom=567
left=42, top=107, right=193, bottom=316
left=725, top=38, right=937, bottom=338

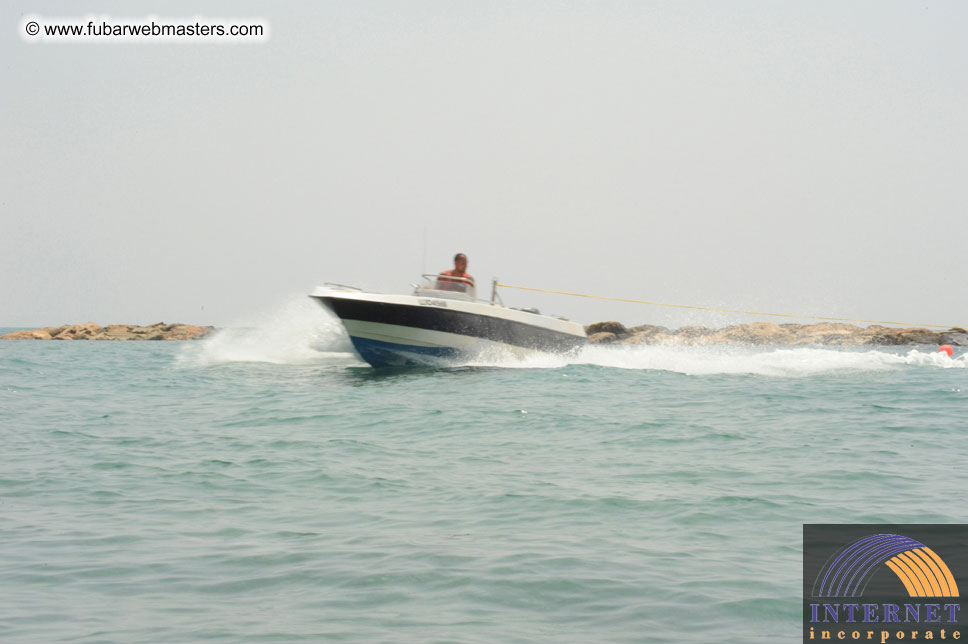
left=311, top=286, right=586, bottom=367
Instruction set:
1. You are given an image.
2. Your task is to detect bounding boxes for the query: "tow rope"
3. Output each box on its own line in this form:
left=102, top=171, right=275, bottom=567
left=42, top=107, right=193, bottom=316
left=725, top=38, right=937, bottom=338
left=495, top=283, right=964, bottom=330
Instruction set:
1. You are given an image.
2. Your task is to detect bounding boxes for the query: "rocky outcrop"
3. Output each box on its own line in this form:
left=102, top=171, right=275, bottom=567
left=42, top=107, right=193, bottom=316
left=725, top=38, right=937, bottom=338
left=584, top=322, right=968, bottom=347
left=585, top=321, right=628, bottom=336
left=2, top=322, right=214, bottom=341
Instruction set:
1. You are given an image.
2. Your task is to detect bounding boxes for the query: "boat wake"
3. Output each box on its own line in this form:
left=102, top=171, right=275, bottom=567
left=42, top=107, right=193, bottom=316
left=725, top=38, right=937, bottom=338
left=175, top=295, right=361, bottom=367
left=468, top=343, right=967, bottom=376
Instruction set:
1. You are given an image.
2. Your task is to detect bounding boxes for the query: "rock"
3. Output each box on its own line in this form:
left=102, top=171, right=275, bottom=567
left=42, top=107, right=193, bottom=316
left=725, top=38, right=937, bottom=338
left=627, top=324, right=670, bottom=337
left=629, top=331, right=680, bottom=345
left=940, top=328, right=968, bottom=346
left=580, top=320, right=964, bottom=347
left=103, top=325, right=135, bottom=340
left=894, top=328, right=940, bottom=345
left=73, top=322, right=103, bottom=338
left=676, top=326, right=715, bottom=340
left=793, top=323, right=869, bottom=346
left=2, top=322, right=214, bottom=341
left=1, top=329, right=53, bottom=340
left=162, top=324, right=212, bottom=340
left=585, top=321, right=627, bottom=336
left=867, top=327, right=941, bottom=346
left=706, top=322, right=797, bottom=345
left=621, top=325, right=672, bottom=345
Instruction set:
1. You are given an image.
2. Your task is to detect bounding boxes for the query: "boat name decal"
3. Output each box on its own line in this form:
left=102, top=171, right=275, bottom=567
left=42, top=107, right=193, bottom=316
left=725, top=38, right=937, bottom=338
left=417, top=298, right=448, bottom=308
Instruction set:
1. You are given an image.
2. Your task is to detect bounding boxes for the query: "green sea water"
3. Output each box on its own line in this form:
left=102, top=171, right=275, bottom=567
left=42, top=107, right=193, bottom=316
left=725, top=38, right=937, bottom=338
left=2, top=303, right=966, bottom=643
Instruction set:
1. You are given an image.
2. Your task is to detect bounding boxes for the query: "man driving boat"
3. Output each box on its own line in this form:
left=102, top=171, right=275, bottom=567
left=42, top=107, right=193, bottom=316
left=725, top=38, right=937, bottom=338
left=436, top=253, right=475, bottom=294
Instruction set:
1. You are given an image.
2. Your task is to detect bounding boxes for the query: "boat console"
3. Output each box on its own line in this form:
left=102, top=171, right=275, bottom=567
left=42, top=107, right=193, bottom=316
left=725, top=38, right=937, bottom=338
left=412, top=274, right=478, bottom=302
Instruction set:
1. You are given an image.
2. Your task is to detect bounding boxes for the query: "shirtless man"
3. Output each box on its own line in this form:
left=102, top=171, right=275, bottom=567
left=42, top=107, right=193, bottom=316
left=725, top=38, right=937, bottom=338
left=436, top=253, right=475, bottom=294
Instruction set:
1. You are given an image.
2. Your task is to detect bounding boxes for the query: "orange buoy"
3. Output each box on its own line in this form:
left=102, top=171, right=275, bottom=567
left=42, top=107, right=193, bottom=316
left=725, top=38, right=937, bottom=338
left=939, top=345, right=954, bottom=357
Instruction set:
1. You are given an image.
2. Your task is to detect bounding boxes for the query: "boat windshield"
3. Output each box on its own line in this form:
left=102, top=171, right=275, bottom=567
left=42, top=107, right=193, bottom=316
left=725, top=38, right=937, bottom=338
left=413, top=274, right=477, bottom=300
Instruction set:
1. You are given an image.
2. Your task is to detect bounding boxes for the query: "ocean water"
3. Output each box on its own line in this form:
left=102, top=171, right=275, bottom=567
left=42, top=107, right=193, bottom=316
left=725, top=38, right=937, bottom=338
left=2, top=300, right=966, bottom=643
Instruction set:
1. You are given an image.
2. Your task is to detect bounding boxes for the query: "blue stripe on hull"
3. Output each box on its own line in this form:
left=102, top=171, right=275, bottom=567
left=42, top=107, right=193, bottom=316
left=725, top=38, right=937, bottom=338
left=350, top=336, right=462, bottom=368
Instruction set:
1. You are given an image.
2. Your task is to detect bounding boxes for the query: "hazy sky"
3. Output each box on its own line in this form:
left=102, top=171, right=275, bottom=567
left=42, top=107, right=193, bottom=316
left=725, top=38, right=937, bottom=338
left=3, top=1, right=966, bottom=329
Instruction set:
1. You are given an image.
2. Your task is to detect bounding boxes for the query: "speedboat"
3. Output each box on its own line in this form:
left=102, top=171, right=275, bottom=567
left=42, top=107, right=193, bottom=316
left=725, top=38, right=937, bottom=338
left=310, top=275, right=586, bottom=367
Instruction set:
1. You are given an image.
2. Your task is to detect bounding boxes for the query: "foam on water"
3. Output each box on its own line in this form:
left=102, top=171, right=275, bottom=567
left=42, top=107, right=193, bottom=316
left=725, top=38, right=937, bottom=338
left=470, top=344, right=967, bottom=376
left=574, top=344, right=966, bottom=376
left=176, top=295, right=360, bottom=367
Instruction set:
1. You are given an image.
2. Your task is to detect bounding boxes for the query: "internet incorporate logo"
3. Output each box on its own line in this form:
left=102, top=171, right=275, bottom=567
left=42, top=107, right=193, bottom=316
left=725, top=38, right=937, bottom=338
left=803, top=525, right=965, bottom=644
left=814, top=533, right=960, bottom=599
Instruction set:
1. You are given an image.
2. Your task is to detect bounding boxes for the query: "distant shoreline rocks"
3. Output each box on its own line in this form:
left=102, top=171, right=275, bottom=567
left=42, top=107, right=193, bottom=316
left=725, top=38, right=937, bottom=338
left=584, top=321, right=968, bottom=347
left=1, top=322, right=214, bottom=341
left=4, top=320, right=965, bottom=347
